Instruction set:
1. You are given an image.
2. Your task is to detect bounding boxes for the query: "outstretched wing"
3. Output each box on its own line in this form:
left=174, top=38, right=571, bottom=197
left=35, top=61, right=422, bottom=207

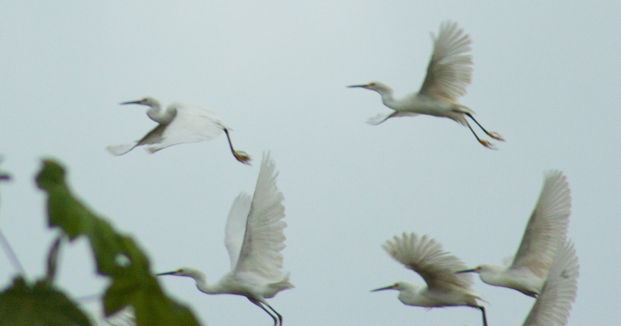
left=418, top=21, right=472, bottom=102
left=511, top=171, right=571, bottom=277
left=106, top=123, right=167, bottom=155
left=366, top=112, right=419, bottom=125
left=146, top=103, right=225, bottom=153
left=523, top=241, right=579, bottom=326
left=232, top=153, right=287, bottom=280
left=383, top=232, right=473, bottom=291
left=224, top=193, right=252, bottom=269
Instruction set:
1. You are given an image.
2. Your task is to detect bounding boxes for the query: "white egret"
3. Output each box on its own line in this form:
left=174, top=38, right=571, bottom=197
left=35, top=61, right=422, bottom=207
left=96, top=308, right=135, bottom=326
left=158, top=153, right=292, bottom=326
left=106, top=97, right=251, bottom=164
left=348, top=21, right=503, bottom=149
left=457, top=171, right=571, bottom=297
left=372, top=232, right=488, bottom=326
left=523, top=240, right=579, bottom=326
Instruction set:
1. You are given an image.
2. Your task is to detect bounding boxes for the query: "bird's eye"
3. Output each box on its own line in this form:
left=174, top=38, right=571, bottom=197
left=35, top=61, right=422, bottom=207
left=369, top=83, right=376, bottom=87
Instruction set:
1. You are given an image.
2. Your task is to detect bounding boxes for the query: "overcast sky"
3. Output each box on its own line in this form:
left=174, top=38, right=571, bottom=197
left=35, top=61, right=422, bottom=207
left=1, top=1, right=620, bottom=325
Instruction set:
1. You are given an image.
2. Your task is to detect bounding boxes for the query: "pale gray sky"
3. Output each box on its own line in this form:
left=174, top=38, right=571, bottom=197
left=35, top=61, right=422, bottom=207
left=1, top=1, right=620, bottom=325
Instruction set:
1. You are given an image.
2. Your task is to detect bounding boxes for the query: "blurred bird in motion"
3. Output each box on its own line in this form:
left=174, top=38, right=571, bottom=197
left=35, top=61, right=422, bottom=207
left=158, top=153, right=292, bottom=326
left=349, top=21, right=503, bottom=149
left=372, top=232, right=488, bottom=326
left=523, top=240, right=579, bottom=326
left=106, top=97, right=251, bottom=164
left=457, top=171, right=571, bottom=297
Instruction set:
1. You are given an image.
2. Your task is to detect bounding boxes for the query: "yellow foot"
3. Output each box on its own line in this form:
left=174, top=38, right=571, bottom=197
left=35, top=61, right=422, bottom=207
left=233, top=151, right=252, bottom=165
left=488, top=132, right=505, bottom=141
left=479, top=139, right=497, bottom=150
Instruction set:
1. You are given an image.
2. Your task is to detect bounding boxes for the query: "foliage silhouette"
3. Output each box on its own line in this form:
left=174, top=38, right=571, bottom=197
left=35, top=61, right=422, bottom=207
left=0, top=159, right=202, bottom=326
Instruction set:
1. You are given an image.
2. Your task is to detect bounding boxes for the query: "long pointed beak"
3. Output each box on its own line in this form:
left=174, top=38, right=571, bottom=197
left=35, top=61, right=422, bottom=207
left=371, top=285, right=395, bottom=292
left=156, top=271, right=177, bottom=276
left=120, top=100, right=142, bottom=105
left=456, top=268, right=478, bottom=274
left=347, top=84, right=368, bottom=88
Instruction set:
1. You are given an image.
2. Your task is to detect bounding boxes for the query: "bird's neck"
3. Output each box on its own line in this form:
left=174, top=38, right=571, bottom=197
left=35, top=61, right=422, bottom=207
left=397, top=285, right=428, bottom=306
left=377, top=88, right=397, bottom=109
left=146, top=103, right=175, bottom=124
left=191, top=273, right=222, bottom=295
left=479, top=265, right=508, bottom=285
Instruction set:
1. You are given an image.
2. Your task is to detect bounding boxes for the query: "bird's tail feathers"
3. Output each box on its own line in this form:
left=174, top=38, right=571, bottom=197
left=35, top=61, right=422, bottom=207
left=473, top=292, right=489, bottom=305
left=454, top=104, right=475, bottom=115
left=269, top=273, right=294, bottom=292
left=106, top=143, right=138, bottom=156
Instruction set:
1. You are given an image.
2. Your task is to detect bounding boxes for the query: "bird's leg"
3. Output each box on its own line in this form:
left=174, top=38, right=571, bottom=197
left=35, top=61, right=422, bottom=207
left=249, top=298, right=278, bottom=326
left=263, top=302, right=283, bottom=326
left=464, top=121, right=496, bottom=150
left=465, top=113, right=504, bottom=141
left=477, top=306, right=488, bottom=326
left=223, top=128, right=251, bottom=165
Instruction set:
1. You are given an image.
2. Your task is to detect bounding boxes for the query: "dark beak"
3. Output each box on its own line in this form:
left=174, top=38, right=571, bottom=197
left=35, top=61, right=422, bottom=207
left=347, top=84, right=368, bottom=89
left=156, top=271, right=176, bottom=276
left=120, top=100, right=142, bottom=105
left=455, top=268, right=478, bottom=274
left=370, top=285, right=395, bottom=292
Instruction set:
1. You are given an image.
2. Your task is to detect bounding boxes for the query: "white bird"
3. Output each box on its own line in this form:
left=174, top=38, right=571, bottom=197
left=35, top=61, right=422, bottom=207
left=371, top=232, right=488, bottom=326
left=348, top=21, right=504, bottom=149
left=106, top=97, right=251, bottom=164
left=523, top=240, right=579, bottom=326
left=96, top=308, right=135, bottom=326
left=157, top=153, right=292, bottom=326
left=457, top=170, right=571, bottom=297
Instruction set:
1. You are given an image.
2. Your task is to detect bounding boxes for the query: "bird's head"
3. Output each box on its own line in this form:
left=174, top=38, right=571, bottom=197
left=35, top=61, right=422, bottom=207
left=347, top=81, right=391, bottom=93
left=157, top=267, right=202, bottom=279
left=120, top=97, right=159, bottom=107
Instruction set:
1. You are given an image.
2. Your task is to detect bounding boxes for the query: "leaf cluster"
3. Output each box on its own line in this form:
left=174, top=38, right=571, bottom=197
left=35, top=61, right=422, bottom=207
left=0, top=159, right=202, bottom=326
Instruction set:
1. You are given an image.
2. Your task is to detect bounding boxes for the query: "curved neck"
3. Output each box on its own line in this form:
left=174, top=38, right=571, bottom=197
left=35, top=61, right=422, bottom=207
left=479, top=265, right=508, bottom=285
left=190, top=272, right=222, bottom=295
left=146, top=102, right=174, bottom=124
left=376, top=87, right=397, bottom=109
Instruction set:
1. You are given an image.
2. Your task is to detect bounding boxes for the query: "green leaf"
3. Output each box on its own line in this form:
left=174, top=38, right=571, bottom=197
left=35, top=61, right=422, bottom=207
left=35, top=159, right=202, bottom=326
left=0, top=277, right=91, bottom=326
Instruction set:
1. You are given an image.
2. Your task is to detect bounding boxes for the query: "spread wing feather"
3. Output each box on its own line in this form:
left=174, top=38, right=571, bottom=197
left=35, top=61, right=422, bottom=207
left=224, top=193, right=253, bottom=269
left=523, top=241, right=579, bottom=326
left=418, top=21, right=473, bottom=102
left=146, top=103, right=225, bottom=153
left=511, top=171, right=571, bottom=277
left=383, top=232, right=473, bottom=291
left=231, top=153, right=287, bottom=280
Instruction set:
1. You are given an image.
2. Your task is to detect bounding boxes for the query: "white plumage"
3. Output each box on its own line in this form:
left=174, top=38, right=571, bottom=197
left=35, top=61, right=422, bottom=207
left=349, top=21, right=503, bottom=149
left=158, top=153, right=292, bottom=326
left=107, top=97, right=250, bottom=164
left=372, top=232, right=487, bottom=326
left=523, top=241, right=579, bottom=326
left=458, top=170, right=571, bottom=296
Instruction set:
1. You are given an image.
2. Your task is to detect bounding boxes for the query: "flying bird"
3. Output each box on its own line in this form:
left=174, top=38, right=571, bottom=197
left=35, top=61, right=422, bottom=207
left=348, top=21, right=503, bottom=149
left=371, top=232, right=488, bottom=326
left=158, top=153, right=292, bottom=326
left=523, top=240, right=579, bottom=326
left=106, top=97, right=251, bottom=164
left=457, top=170, right=571, bottom=297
